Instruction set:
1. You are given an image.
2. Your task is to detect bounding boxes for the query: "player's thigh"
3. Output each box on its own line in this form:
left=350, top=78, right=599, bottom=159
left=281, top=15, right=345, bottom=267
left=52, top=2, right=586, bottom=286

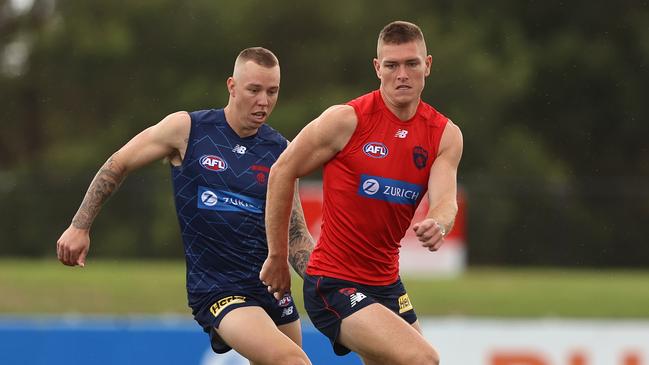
left=217, top=306, right=310, bottom=365
left=338, top=303, right=439, bottom=365
left=278, top=318, right=302, bottom=347
left=411, top=319, right=423, bottom=334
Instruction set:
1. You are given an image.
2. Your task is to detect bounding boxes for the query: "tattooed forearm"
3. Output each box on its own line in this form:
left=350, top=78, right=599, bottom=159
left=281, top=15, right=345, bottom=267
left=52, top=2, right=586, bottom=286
left=71, top=154, right=127, bottom=230
left=289, top=248, right=311, bottom=279
left=288, top=187, right=314, bottom=278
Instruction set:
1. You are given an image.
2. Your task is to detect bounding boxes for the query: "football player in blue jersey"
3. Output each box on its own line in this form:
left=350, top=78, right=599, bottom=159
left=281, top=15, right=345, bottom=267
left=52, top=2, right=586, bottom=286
left=57, top=47, right=314, bottom=365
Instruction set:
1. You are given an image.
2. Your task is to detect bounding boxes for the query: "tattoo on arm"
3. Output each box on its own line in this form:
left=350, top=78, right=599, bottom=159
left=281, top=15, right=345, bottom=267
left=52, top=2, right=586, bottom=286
left=71, top=154, right=127, bottom=230
left=288, top=188, right=314, bottom=278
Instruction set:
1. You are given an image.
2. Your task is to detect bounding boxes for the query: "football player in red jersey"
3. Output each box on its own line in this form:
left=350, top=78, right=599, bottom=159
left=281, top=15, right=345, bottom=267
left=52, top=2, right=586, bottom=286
left=262, top=21, right=463, bottom=365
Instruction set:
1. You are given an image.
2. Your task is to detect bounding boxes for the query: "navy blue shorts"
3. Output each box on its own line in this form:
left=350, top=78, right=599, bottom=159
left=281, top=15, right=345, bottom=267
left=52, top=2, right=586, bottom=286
left=303, top=274, right=417, bottom=355
left=190, top=287, right=299, bottom=354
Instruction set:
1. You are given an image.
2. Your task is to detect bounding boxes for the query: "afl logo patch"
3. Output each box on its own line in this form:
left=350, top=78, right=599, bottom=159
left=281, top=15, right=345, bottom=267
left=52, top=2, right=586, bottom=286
left=363, top=142, right=388, bottom=158
left=200, top=155, right=228, bottom=172
left=277, top=294, right=293, bottom=307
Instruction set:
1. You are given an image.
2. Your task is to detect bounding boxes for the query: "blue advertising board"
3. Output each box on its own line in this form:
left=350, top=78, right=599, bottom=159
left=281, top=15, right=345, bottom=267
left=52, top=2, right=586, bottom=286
left=0, top=316, right=361, bottom=365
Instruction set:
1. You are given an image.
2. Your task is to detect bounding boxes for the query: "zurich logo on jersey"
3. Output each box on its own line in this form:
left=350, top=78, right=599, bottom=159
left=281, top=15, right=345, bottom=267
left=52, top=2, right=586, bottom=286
left=358, top=174, right=422, bottom=205
left=363, top=142, right=388, bottom=158
left=361, top=179, right=380, bottom=195
left=197, top=186, right=263, bottom=214
left=200, top=155, right=228, bottom=172
left=200, top=190, right=219, bottom=207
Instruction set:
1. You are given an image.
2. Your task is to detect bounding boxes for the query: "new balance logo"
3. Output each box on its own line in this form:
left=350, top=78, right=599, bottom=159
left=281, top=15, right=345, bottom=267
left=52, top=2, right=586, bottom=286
left=232, top=144, right=247, bottom=154
left=395, top=129, right=408, bottom=138
left=350, top=292, right=367, bottom=307
left=281, top=306, right=294, bottom=317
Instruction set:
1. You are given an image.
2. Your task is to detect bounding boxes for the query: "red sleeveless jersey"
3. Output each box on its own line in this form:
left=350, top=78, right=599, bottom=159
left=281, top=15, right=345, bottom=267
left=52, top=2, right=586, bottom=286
left=306, top=90, right=449, bottom=285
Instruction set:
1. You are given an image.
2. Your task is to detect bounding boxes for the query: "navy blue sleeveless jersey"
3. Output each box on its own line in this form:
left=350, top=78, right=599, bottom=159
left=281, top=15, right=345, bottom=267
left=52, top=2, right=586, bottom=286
left=171, top=109, right=287, bottom=302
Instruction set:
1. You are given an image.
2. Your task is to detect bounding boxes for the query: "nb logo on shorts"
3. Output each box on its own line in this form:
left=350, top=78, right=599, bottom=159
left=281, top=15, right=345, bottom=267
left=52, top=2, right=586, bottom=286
left=210, top=295, right=246, bottom=317
left=398, top=293, right=413, bottom=313
left=338, top=287, right=367, bottom=308
left=281, top=306, right=294, bottom=318
left=350, top=292, right=367, bottom=307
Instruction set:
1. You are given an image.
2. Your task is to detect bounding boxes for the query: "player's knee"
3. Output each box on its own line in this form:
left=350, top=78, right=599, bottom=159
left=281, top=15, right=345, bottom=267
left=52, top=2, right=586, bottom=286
left=403, top=346, right=440, bottom=365
left=265, top=352, right=309, bottom=365
left=430, top=348, right=441, bottom=365
left=279, top=355, right=308, bottom=365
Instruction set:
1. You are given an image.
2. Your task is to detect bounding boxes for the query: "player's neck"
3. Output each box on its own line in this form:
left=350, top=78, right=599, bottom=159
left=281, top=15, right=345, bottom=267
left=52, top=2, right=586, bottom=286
left=381, top=93, right=420, bottom=121
left=223, top=105, right=257, bottom=138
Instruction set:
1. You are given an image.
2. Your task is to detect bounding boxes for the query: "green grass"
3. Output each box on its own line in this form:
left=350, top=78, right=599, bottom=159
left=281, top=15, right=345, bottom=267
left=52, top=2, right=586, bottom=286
left=0, top=259, right=187, bottom=314
left=1, top=259, right=648, bottom=318
left=405, top=268, right=649, bottom=318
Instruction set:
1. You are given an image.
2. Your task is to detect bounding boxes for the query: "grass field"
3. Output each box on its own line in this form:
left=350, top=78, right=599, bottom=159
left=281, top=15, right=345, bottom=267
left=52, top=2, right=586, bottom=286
left=1, top=258, right=648, bottom=318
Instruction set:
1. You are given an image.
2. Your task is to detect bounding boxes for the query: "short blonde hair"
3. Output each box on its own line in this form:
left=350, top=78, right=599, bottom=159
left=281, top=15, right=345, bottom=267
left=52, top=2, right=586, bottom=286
left=377, top=21, right=426, bottom=56
left=235, top=47, right=279, bottom=69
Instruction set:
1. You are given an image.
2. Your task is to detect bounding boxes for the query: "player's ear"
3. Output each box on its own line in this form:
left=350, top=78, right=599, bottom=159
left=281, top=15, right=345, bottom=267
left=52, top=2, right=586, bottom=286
left=227, top=77, right=236, bottom=97
left=424, top=55, right=432, bottom=77
left=373, top=58, right=381, bottom=80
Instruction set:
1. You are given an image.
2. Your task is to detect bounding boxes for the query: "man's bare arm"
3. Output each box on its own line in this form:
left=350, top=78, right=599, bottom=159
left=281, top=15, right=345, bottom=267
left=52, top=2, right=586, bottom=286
left=425, top=120, right=463, bottom=234
left=287, top=181, right=314, bottom=278
left=71, top=154, right=127, bottom=230
left=57, top=112, right=190, bottom=266
left=413, top=120, right=463, bottom=252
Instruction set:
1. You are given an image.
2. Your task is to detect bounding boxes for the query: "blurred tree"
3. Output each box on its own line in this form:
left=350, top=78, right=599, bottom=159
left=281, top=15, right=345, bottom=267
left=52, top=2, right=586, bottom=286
left=484, top=1, right=649, bottom=266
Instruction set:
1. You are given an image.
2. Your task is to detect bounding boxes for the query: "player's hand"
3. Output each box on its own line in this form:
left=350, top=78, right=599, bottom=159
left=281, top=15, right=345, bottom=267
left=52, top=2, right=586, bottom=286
left=56, top=225, right=90, bottom=267
left=412, top=218, right=445, bottom=252
left=260, top=255, right=291, bottom=300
